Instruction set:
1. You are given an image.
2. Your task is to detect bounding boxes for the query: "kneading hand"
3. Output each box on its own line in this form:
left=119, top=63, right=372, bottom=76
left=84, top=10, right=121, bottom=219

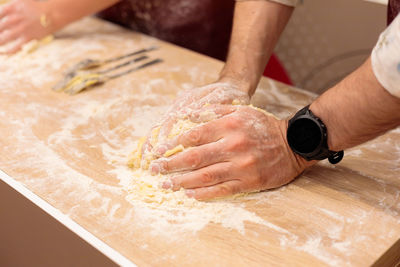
left=140, top=82, right=250, bottom=165
left=149, top=104, right=314, bottom=200
left=0, top=0, right=51, bottom=54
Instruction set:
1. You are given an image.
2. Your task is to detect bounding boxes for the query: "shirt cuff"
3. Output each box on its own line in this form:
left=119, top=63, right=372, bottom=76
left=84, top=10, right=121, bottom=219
left=235, top=0, right=299, bottom=7
left=371, top=14, right=400, bottom=98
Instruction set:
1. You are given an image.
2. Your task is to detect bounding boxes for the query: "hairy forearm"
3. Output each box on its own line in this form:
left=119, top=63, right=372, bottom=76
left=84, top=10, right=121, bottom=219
left=43, top=0, right=120, bottom=32
left=310, top=57, right=400, bottom=151
left=219, top=1, right=293, bottom=96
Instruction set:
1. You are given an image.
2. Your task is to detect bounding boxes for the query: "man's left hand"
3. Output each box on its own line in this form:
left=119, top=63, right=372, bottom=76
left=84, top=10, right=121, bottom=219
left=149, top=105, right=312, bottom=200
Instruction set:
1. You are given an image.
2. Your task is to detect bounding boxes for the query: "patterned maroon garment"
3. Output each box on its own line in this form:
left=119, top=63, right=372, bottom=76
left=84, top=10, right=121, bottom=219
left=388, top=0, right=400, bottom=25
left=99, top=1, right=400, bottom=58
left=98, top=0, right=235, bottom=60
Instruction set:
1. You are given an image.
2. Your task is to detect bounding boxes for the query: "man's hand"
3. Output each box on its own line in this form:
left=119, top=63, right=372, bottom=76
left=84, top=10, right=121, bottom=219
left=149, top=105, right=312, bottom=200
left=140, top=82, right=250, bottom=164
left=0, top=0, right=51, bottom=54
left=139, top=0, right=294, bottom=168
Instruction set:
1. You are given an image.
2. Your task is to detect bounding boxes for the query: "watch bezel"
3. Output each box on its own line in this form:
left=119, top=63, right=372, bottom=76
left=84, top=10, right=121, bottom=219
left=286, top=105, right=343, bottom=164
left=287, top=114, right=326, bottom=159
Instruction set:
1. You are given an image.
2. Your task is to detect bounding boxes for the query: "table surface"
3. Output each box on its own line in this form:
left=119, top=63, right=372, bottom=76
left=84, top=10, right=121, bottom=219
left=0, top=17, right=399, bottom=267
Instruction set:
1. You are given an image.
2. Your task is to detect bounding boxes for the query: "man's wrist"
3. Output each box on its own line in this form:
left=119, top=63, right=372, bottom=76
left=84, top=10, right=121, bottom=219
left=217, top=75, right=257, bottom=97
left=309, top=101, right=342, bottom=152
left=279, top=119, right=316, bottom=171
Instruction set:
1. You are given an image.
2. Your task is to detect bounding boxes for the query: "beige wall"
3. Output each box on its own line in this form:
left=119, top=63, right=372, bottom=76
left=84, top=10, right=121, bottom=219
left=275, top=0, right=387, bottom=93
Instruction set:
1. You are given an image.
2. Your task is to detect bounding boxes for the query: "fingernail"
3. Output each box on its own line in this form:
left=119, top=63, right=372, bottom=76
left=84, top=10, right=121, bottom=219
left=155, top=145, right=167, bottom=156
left=162, top=180, right=172, bottom=189
left=150, top=163, right=160, bottom=175
left=185, top=189, right=195, bottom=198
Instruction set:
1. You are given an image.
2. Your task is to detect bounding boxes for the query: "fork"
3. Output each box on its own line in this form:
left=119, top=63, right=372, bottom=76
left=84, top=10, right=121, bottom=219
left=53, top=46, right=159, bottom=92
left=63, top=58, right=163, bottom=95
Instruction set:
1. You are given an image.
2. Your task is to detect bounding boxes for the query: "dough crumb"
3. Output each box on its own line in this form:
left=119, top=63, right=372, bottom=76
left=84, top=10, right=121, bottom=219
left=164, top=144, right=185, bottom=157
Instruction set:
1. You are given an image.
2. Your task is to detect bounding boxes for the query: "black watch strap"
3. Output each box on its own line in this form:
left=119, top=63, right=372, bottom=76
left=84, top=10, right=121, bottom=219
left=287, top=105, right=344, bottom=164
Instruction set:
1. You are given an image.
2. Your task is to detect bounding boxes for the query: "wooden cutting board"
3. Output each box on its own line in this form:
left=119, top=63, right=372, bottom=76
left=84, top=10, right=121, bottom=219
left=0, top=17, right=399, bottom=267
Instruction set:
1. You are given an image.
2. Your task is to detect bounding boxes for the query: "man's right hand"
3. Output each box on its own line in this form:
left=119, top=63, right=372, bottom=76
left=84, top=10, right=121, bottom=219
left=140, top=82, right=250, bottom=165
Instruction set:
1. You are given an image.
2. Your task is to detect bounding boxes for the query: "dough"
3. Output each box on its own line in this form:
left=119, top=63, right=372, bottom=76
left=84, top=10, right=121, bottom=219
left=128, top=103, right=276, bottom=171
left=0, top=35, right=54, bottom=55
left=164, top=144, right=185, bottom=157
left=125, top=102, right=275, bottom=205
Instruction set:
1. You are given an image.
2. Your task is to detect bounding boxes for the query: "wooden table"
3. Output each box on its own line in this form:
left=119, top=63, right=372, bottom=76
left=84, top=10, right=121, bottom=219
left=0, top=17, right=399, bottom=267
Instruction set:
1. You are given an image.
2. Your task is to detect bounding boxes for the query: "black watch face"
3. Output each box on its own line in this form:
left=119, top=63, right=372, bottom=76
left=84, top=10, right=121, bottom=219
left=287, top=118, right=322, bottom=154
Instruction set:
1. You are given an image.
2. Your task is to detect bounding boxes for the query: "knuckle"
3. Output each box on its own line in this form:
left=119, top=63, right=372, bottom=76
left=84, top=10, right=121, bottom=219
left=185, top=150, right=202, bottom=168
left=170, top=177, right=181, bottom=190
left=200, top=171, right=214, bottom=184
left=228, top=133, right=248, bottom=151
left=158, top=160, right=169, bottom=172
left=223, top=116, right=242, bottom=129
left=164, top=160, right=171, bottom=171
left=239, top=155, right=257, bottom=169
left=230, top=183, right=242, bottom=195
left=186, top=128, right=202, bottom=144
left=217, top=184, right=232, bottom=196
left=236, top=133, right=248, bottom=146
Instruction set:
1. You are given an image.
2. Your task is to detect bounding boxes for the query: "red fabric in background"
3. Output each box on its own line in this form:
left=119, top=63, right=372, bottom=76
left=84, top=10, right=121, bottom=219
left=98, top=0, right=235, bottom=61
left=99, top=0, right=293, bottom=85
left=388, top=0, right=400, bottom=25
left=263, top=54, right=293, bottom=85
left=98, top=0, right=400, bottom=86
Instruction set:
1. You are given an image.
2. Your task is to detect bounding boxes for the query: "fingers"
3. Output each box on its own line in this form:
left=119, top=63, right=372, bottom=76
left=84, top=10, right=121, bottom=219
left=0, top=24, right=23, bottom=46
left=190, top=83, right=223, bottom=102
left=0, top=36, right=25, bottom=54
left=179, top=83, right=232, bottom=110
left=0, top=14, right=21, bottom=33
left=158, top=115, right=177, bottom=140
left=187, top=104, right=237, bottom=123
left=153, top=105, right=237, bottom=156
left=186, top=180, right=243, bottom=200
left=163, top=162, right=233, bottom=190
left=139, top=124, right=161, bottom=165
left=171, top=84, right=215, bottom=111
left=140, top=139, right=152, bottom=164
left=150, top=140, right=227, bottom=174
left=139, top=115, right=175, bottom=159
left=153, top=118, right=222, bottom=157
left=0, top=2, right=16, bottom=19
left=194, top=86, right=250, bottom=108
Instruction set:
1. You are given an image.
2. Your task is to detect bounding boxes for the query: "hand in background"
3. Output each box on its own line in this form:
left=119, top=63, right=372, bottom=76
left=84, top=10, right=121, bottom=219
left=140, top=82, right=250, bottom=164
left=149, top=104, right=312, bottom=200
left=0, top=0, right=51, bottom=54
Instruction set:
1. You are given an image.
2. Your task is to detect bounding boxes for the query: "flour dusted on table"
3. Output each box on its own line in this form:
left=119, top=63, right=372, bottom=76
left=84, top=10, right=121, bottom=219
left=122, top=103, right=287, bottom=234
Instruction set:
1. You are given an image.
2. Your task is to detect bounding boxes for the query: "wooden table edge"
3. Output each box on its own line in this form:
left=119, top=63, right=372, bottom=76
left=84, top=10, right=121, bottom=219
left=0, top=168, right=136, bottom=267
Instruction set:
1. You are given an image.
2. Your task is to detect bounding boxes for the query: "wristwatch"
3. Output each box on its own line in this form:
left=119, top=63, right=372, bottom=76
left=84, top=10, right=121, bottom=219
left=286, top=105, right=344, bottom=164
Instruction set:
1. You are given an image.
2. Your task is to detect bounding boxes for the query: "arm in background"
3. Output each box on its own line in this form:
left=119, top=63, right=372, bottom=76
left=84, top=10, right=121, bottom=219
left=310, top=14, right=400, bottom=152
left=0, top=0, right=120, bottom=53
left=219, top=0, right=295, bottom=96
left=140, top=0, right=296, bottom=160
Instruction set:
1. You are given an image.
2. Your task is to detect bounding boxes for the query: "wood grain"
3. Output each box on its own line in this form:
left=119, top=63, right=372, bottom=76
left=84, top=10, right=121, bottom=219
left=0, top=17, right=399, bottom=266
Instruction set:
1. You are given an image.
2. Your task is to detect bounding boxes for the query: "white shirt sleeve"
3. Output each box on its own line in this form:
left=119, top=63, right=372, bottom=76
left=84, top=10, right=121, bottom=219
left=235, top=0, right=299, bottom=7
left=371, top=14, right=400, bottom=98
